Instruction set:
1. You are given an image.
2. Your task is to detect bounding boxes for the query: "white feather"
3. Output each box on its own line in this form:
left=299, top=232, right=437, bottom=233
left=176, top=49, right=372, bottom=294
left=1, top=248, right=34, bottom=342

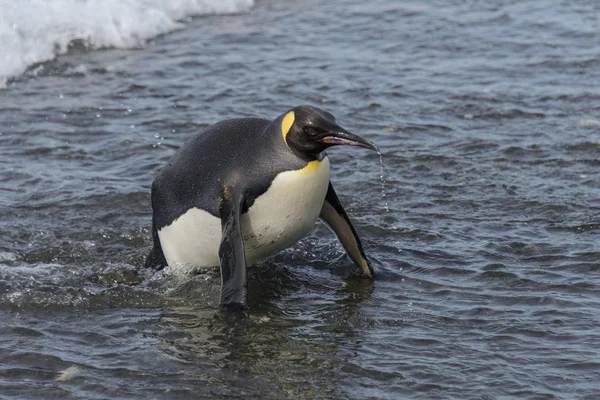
left=158, top=157, right=331, bottom=273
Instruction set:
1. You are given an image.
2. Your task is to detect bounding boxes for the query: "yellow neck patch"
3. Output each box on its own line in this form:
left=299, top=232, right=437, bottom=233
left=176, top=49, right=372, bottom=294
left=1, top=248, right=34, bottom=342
left=281, top=111, right=295, bottom=148
left=301, top=160, right=321, bottom=173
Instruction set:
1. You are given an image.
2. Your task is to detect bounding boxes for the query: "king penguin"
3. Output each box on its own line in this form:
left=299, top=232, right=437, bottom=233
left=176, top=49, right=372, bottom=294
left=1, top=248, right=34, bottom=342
left=145, top=105, right=379, bottom=310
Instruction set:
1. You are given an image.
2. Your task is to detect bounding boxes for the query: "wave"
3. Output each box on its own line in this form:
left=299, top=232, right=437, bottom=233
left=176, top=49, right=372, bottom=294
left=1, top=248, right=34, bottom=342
left=0, top=0, right=254, bottom=86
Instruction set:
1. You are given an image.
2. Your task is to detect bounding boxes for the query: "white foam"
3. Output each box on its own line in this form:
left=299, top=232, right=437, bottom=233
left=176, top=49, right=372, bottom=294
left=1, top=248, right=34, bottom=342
left=0, top=0, right=254, bottom=86
left=55, top=366, right=81, bottom=381
left=576, top=119, right=600, bottom=128
left=0, top=251, right=17, bottom=262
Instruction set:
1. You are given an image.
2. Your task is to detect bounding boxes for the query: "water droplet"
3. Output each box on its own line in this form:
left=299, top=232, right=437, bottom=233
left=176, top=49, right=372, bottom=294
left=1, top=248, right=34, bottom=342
left=377, top=151, right=390, bottom=213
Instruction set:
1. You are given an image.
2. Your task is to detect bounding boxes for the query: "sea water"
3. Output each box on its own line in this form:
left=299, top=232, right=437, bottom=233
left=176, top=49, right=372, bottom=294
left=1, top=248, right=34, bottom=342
left=1, top=0, right=599, bottom=398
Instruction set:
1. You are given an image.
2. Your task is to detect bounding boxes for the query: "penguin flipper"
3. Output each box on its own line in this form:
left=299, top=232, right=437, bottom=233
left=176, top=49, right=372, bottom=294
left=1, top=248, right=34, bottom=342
left=218, top=187, right=248, bottom=310
left=319, top=182, right=374, bottom=277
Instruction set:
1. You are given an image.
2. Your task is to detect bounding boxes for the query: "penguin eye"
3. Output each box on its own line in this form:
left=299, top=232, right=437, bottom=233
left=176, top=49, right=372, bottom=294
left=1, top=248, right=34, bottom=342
left=305, top=127, right=319, bottom=137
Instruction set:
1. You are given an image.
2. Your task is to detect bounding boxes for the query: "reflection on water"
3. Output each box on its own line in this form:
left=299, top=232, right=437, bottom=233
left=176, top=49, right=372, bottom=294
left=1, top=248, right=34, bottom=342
left=152, top=257, right=376, bottom=398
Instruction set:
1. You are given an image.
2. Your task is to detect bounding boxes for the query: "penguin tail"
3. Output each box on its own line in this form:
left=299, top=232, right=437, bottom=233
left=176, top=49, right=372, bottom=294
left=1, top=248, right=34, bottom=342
left=144, top=220, right=167, bottom=270
left=144, top=246, right=167, bottom=270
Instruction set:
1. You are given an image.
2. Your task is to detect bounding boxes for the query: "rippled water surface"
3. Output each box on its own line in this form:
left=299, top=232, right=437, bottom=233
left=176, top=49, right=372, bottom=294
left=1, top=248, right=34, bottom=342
left=1, top=0, right=600, bottom=398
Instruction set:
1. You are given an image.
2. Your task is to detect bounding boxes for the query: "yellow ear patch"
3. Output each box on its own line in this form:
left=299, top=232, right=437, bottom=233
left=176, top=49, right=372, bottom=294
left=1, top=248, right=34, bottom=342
left=281, top=111, right=295, bottom=147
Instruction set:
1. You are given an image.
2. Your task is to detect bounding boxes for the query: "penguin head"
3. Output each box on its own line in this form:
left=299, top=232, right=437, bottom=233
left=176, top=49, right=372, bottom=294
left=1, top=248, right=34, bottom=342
left=281, top=105, right=379, bottom=159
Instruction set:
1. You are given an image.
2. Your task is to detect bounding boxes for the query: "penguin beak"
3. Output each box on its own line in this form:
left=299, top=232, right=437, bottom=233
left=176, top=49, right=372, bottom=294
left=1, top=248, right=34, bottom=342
left=321, top=128, right=379, bottom=152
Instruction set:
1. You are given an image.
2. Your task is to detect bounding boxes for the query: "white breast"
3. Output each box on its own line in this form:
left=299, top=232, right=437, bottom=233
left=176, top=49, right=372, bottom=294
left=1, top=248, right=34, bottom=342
left=158, top=157, right=331, bottom=273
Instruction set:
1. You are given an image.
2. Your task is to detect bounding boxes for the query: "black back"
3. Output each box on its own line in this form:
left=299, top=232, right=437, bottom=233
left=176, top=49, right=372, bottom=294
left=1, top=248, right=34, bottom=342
left=151, top=115, right=308, bottom=230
